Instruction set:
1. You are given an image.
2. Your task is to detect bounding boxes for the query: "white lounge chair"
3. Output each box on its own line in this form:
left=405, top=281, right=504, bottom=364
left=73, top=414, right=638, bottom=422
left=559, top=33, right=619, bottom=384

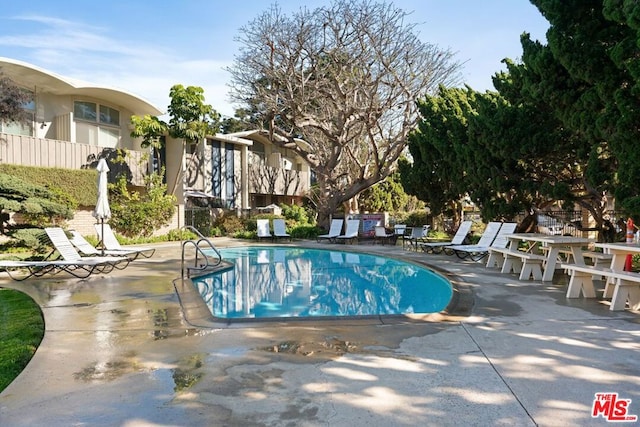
left=0, top=258, right=107, bottom=281
left=336, top=219, right=360, bottom=244
left=273, top=218, right=291, bottom=241
left=94, top=223, right=156, bottom=258
left=447, top=222, right=515, bottom=261
left=404, top=225, right=431, bottom=250
left=69, top=230, right=141, bottom=260
left=420, top=220, right=473, bottom=254
left=317, top=219, right=344, bottom=243
left=374, top=226, right=394, bottom=245
left=256, top=219, right=272, bottom=240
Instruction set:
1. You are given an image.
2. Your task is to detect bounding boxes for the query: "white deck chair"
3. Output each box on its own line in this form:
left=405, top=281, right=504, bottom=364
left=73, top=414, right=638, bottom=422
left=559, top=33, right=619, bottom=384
left=420, top=221, right=473, bottom=254
left=273, top=218, right=291, bottom=241
left=404, top=225, right=431, bottom=250
left=336, top=219, right=360, bottom=244
left=448, top=222, right=516, bottom=261
left=45, top=227, right=131, bottom=271
left=69, top=230, right=141, bottom=260
left=374, top=226, right=394, bottom=245
left=256, top=219, right=272, bottom=240
left=317, top=219, right=344, bottom=243
left=94, top=223, right=156, bottom=258
left=445, top=221, right=502, bottom=260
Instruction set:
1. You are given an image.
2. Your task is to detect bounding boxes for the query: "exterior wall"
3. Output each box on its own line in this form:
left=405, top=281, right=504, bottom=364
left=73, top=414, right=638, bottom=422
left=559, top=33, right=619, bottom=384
left=66, top=208, right=100, bottom=236
left=248, top=161, right=310, bottom=197
left=66, top=207, right=181, bottom=238
left=0, top=133, right=148, bottom=186
left=33, top=92, right=141, bottom=150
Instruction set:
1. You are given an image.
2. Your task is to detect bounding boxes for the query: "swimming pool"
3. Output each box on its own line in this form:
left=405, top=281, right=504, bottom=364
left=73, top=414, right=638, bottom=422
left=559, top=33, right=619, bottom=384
left=193, top=246, right=453, bottom=320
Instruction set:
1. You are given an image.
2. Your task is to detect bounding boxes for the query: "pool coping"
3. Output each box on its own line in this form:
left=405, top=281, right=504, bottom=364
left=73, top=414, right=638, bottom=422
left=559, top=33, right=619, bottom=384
left=174, top=242, right=473, bottom=329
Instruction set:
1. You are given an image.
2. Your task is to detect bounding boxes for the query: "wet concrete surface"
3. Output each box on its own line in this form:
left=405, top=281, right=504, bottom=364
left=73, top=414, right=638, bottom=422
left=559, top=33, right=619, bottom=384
left=0, top=239, right=639, bottom=426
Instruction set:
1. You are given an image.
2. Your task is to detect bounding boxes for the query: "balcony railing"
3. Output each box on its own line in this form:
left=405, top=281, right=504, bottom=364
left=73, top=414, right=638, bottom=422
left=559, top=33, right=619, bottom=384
left=0, top=133, right=147, bottom=186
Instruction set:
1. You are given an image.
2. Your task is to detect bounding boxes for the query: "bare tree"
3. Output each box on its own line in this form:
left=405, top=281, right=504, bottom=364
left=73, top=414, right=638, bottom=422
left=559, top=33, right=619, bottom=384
left=228, top=0, right=462, bottom=226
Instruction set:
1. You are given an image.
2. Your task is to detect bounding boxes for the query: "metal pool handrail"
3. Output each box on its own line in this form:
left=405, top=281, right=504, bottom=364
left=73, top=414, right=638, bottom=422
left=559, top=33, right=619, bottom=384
left=180, top=226, right=222, bottom=278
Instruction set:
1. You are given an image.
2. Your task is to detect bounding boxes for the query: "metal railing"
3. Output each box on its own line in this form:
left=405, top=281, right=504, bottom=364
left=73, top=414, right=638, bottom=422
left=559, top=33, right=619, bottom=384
left=180, top=225, right=222, bottom=278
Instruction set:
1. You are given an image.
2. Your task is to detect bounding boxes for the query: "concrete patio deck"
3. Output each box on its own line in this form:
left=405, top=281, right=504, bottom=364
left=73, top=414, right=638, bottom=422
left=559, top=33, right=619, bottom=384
left=0, top=239, right=638, bottom=426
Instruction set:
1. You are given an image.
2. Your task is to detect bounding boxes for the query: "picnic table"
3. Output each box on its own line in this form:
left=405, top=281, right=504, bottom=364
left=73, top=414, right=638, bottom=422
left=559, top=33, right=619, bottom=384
left=499, top=233, right=594, bottom=281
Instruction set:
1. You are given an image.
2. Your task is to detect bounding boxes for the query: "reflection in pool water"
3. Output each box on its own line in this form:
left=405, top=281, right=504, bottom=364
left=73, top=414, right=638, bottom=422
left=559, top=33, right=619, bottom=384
left=194, top=246, right=453, bottom=319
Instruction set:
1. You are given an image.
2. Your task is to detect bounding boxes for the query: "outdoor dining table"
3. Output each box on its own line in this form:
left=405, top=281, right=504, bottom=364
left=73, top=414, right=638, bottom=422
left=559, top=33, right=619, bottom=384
left=594, top=241, right=640, bottom=271
left=503, top=233, right=595, bottom=281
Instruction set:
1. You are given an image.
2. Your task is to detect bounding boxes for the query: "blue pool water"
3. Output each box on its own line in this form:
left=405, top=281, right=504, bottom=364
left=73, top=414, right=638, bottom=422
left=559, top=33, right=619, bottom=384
left=193, top=246, right=453, bottom=320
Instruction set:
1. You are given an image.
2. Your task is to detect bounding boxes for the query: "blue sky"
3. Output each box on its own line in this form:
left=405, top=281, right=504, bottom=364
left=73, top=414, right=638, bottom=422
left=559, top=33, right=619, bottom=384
left=0, top=1, right=549, bottom=117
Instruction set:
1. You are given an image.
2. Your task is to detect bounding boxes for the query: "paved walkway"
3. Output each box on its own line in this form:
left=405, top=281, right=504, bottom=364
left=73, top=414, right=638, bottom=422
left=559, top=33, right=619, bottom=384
left=0, top=239, right=638, bottom=426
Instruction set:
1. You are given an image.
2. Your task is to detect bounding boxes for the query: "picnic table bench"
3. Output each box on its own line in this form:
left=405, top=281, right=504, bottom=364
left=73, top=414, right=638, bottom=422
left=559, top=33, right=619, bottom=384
left=561, top=263, right=640, bottom=311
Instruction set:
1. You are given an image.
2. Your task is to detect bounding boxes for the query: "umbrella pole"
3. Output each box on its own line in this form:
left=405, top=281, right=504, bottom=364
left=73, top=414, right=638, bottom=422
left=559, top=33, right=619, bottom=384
left=101, top=219, right=105, bottom=256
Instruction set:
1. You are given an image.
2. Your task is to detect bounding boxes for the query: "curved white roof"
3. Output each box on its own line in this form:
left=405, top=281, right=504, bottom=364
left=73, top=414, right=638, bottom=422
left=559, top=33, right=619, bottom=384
left=0, top=57, right=163, bottom=116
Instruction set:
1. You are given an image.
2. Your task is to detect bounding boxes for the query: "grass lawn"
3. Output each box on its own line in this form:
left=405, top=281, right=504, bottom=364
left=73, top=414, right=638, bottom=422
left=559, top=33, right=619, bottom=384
left=0, top=288, right=44, bottom=392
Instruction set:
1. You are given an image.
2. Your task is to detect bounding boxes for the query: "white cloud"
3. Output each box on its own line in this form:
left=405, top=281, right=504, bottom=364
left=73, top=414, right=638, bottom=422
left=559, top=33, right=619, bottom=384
left=0, top=15, right=238, bottom=117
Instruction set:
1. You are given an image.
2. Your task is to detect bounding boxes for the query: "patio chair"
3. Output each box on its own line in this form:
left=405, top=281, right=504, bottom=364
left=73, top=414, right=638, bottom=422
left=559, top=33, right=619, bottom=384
left=374, top=225, right=394, bottom=245
left=336, top=219, right=360, bottom=244
left=94, top=223, right=156, bottom=258
left=69, top=230, right=141, bottom=260
left=45, top=227, right=131, bottom=270
left=256, top=219, right=272, bottom=240
left=272, top=218, right=291, bottom=241
left=447, top=222, right=515, bottom=261
left=404, top=225, right=431, bottom=250
left=1, top=227, right=130, bottom=281
left=317, top=219, right=344, bottom=243
left=0, top=258, right=106, bottom=281
left=419, top=220, right=473, bottom=254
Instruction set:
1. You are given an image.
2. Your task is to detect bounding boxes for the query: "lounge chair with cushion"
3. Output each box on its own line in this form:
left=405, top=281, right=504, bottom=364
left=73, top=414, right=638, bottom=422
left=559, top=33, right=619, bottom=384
left=273, top=218, right=291, bottom=241
left=419, top=220, right=473, bottom=254
left=94, top=223, right=156, bottom=258
left=256, top=219, right=272, bottom=241
left=336, top=219, right=360, bottom=244
left=317, top=219, right=344, bottom=243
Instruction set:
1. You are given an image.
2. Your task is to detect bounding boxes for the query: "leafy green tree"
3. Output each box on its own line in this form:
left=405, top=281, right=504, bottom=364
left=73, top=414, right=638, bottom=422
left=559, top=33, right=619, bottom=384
left=0, top=71, right=32, bottom=125
left=228, top=0, right=462, bottom=227
left=108, top=169, right=176, bottom=237
left=359, top=172, right=424, bottom=213
left=528, top=0, right=640, bottom=219
left=402, top=1, right=640, bottom=229
left=130, top=84, right=222, bottom=194
left=0, top=173, right=74, bottom=228
left=399, top=86, right=477, bottom=222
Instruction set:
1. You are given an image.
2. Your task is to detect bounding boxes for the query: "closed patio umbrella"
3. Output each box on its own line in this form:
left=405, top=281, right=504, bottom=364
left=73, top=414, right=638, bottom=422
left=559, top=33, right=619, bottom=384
left=92, top=158, right=111, bottom=255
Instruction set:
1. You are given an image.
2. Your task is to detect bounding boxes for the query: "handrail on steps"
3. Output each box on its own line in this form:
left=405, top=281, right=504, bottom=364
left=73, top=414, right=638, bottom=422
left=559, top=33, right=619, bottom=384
left=180, top=226, right=223, bottom=278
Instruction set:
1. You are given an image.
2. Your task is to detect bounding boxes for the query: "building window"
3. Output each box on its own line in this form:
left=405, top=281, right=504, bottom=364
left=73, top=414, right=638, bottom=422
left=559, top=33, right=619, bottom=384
left=1, top=97, right=35, bottom=137
left=73, top=101, right=121, bottom=147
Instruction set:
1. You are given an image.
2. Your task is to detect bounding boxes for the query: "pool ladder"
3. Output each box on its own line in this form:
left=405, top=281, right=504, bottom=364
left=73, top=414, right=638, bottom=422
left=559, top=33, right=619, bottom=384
left=180, top=226, right=223, bottom=278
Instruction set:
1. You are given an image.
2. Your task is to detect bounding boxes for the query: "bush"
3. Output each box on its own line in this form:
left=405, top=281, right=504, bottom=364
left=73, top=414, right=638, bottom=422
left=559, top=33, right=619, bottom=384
left=401, top=211, right=431, bottom=227
left=280, top=204, right=311, bottom=224
left=6, top=228, right=50, bottom=254
left=108, top=171, right=176, bottom=237
left=290, top=225, right=320, bottom=239
left=216, top=215, right=246, bottom=235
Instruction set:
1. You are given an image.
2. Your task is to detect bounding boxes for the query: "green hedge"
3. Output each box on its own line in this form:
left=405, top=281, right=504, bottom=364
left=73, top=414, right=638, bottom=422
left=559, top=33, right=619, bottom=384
left=0, top=164, right=96, bottom=207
